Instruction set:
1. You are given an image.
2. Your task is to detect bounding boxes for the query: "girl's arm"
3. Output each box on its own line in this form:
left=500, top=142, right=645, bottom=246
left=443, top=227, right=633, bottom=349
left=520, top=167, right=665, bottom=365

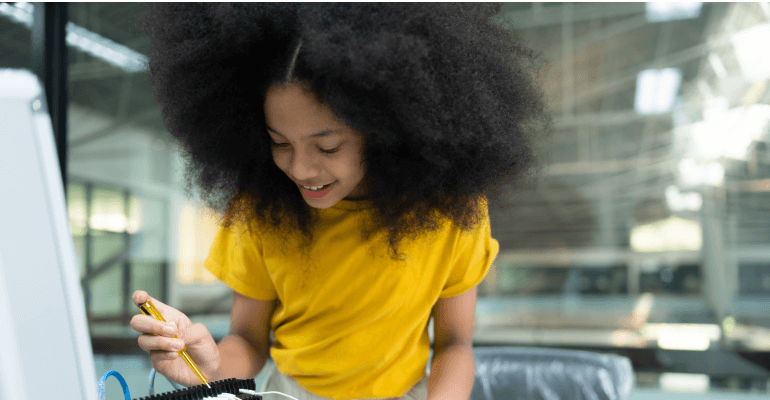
left=427, top=286, right=478, bottom=400
left=209, top=292, right=276, bottom=381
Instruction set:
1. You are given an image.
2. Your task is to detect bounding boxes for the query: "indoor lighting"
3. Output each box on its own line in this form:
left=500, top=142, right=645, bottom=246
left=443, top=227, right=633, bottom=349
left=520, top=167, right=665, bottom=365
left=701, top=96, right=728, bottom=121
left=84, top=198, right=141, bottom=234
left=65, top=23, right=148, bottom=72
left=659, top=373, right=710, bottom=393
left=731, top=22, right=770, bottom=81
left=635, top=68, right=682, bottom=114
left=0, top=2, right=148, bottom=73
left=177, top=201, right=219, bottom=284
left=689, top=104, right=770, bottom=161
left=665, top=185, right=702, bottom=212
left=0, top=2, right=32, bottom=27
left=722, top=316, right=736, bottom=338
left=658, top=331, right=710, bottom=350
left=646, top=2, right=703, bottom=23
left=88, top=214, right=129, bottom=233
left=762, top=2, right=770, bottom=20
left=707, top=53, right=727, bottom=79
left=642, top=323, right=720, bottom=350
left=630, top=216, right=702, bottom=252
left=677, top=159, right=724, bottom=187
left=610, top=330, right=648, bottom=348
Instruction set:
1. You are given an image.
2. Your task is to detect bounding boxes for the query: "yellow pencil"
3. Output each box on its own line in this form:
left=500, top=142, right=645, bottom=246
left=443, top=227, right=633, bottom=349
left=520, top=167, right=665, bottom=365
left=138, top=300, right=211, bottom=388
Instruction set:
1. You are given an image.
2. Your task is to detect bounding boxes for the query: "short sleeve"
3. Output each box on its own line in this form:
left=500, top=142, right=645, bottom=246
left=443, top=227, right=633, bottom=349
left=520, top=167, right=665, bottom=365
left=439, top=201, right=499, bottom=298
left=204, top=220, right=278, bottom=301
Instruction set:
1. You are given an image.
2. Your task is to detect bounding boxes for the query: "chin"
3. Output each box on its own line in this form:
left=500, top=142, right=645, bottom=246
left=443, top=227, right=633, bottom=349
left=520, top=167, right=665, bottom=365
left=306, top=201, right=336, bottom=209
left=303, top=195, right=340, bottom=209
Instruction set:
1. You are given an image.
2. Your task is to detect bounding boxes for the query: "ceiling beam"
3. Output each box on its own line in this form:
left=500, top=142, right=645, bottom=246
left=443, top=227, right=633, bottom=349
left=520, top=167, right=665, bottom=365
left=545, top=157, right=674, bottom=177
left=494, top=2, right=646, bottom=30
left=544, top=14, right=650, bottom=61
left=634, top=20, right=675, bottom=189
left=68, top=107, right=160, bottom=148
left=69, top=60, right=143, bottom=82
left=732, top=179, right=770, bottom=193
left=571, top=31, right=735, bottom=107
left=553, top=109, right=671, bottom=129
left=494, top=248, right=701, bottom=266
left=561, top=2, right=575, bottom=118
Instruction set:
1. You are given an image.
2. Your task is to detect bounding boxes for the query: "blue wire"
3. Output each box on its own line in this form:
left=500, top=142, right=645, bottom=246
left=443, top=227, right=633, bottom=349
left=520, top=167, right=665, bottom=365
left=149, top=368, right=181, bottom=395
left=98, top=370, right=130, bottom=400
left=148, top=368, right=156, bottom=396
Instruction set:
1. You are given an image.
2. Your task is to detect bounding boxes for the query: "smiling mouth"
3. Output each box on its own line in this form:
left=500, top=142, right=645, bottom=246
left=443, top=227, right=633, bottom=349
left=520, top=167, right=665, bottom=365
left=300, top=182, right=333, bottom=192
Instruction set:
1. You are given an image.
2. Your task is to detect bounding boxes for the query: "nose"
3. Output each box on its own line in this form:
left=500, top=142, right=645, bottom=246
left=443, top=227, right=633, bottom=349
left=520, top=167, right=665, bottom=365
left=287, top=148, right=321, bottom=181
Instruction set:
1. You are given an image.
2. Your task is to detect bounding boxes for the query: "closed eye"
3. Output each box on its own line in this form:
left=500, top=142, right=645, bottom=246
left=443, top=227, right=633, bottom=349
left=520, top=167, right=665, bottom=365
left=321, top=146, right=341, bottom=154
left=270, top=140, right=340, bottom=154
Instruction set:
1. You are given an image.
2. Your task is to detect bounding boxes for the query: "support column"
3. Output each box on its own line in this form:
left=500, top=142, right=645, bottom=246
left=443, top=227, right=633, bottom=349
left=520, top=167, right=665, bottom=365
left=31, top=3, right=69, bottom=193
left=701, top=187, right=733, bottom=326
left=122, top=189, right=132, bottom=324
left=561, top=2, right=574, bottom=118
left=596, top=178, right=616, bottom=247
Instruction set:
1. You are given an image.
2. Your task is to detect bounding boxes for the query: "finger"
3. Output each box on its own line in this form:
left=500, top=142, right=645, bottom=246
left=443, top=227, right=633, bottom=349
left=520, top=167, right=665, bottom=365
left=150, top=349, right=180, bottom=361
left=132, top=290, right=168, bottom=311
left=182, top=323, right=219, bottom=360
left=139, top=334, right=186, bottom=353
left=136, top=294, right=175, bottom=317
left=183, top=323, right=210, bottom=342
left=131, top=314, right=179, bottom=337
left=132, top=290, right=150, bottom=307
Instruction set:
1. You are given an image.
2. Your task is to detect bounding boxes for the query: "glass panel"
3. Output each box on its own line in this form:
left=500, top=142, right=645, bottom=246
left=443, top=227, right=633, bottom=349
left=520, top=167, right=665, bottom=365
left=128, top=261, right=163, bottom=310
left=65, top=3, right=175, bottom=326
left=0, top=3, right=32, bottom=70
left=132, top=195, right=164, bottom=233
left=90, top=262, right=122, bottom=317
left=130, top=231, right=165, bottom=261
left=72, top=235, right=86, bottom=279
left=480, top=3, right=770, bottom=394
left=570, top=265, right=628, bottom=295
left=67, top=180, right=88, bottom=236
left=67, top=181, right=88, bottom=278
left=90, top=231, right=124, bottom=268
left=66, top=2, right=168, bottom=189
left=90, top=186, right=126, bottom=233
left=739, top=263, right=770, bottom=295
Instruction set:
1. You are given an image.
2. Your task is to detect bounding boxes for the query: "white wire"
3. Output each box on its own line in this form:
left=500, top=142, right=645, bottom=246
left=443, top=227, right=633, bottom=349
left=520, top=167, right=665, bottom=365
left=239, top=388, right=300, bottom=400
left=202, top=393, right=239, bottom=399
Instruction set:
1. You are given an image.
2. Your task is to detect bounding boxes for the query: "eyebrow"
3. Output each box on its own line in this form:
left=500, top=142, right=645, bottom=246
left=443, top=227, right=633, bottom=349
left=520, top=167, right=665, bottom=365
left=266, top=125, right=339, bottom=140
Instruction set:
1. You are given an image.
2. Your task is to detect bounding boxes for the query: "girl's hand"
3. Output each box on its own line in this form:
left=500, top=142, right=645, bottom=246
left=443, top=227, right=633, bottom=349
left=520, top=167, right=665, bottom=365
left=130, top=290, right=222, bottom=387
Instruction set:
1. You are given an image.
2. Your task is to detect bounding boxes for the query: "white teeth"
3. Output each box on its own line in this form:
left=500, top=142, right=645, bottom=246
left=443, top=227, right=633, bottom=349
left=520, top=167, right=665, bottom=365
left=303, top=184, right=327, bottom=190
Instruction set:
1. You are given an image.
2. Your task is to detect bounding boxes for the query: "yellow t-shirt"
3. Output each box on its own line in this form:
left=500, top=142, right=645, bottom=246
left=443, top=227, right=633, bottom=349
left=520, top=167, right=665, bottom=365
left=204, top=199, right=498, bottom=399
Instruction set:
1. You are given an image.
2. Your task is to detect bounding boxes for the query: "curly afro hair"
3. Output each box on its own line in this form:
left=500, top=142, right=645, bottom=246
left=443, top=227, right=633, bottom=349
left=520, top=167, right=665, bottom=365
left=141, top=3, right=552, bottom=259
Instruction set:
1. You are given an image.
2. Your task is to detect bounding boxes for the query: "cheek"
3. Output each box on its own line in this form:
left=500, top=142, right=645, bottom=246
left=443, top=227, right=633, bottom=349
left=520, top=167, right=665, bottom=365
left=272, top=150, right=288, bottom=171
left=340, top=154, right=366, bottom=183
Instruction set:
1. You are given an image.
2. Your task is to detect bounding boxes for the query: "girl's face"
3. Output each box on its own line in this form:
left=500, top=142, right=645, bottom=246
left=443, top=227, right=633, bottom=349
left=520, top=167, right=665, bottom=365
left=264, top=83, right=368, bottom=208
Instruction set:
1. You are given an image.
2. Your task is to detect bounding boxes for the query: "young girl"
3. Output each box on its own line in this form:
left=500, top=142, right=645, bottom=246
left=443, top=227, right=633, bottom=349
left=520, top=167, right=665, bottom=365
left=130, top=4, right=550, bottom=400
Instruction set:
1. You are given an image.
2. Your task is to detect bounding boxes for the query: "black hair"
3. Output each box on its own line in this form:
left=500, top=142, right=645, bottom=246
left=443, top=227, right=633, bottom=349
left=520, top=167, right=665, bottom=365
left=141, top=3, right=552, bottom=259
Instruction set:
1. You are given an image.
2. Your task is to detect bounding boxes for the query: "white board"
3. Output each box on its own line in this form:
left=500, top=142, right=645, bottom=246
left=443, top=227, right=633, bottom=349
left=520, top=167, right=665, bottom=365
left=0, top=69, right=97, bottom=400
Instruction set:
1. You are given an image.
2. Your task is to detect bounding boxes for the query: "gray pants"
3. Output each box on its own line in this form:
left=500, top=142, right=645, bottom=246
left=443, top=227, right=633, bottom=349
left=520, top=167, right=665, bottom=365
left=259, top=362, right=428, bottom=400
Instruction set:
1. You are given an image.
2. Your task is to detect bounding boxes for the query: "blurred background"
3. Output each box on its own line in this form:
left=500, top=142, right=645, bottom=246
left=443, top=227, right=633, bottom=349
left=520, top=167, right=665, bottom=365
left=2, top=2, right=770, bottom=399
